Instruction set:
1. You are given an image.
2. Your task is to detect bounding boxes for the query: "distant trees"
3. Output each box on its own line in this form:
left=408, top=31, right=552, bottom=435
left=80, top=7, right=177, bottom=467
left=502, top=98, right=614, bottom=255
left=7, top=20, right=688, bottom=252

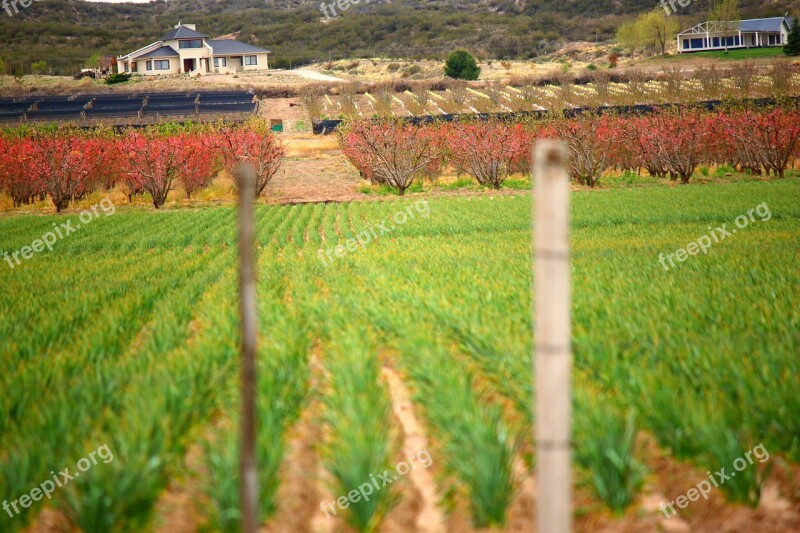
left=785, top=17, right=800, bottom=56
left=444, top=50, right=480, bottom=80
left=615, top=9, right=679, bottom=55
left=30, top=61, right=48, bottom=75
left=709, top=0, right=740, bottom=52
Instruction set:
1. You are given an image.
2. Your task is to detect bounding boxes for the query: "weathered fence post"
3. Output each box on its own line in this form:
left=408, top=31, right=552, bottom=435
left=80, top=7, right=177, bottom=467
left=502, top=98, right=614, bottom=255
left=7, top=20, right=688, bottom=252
left=238, top=164, right=258, bottom=533
left=533, top=140, right=572, bottom=533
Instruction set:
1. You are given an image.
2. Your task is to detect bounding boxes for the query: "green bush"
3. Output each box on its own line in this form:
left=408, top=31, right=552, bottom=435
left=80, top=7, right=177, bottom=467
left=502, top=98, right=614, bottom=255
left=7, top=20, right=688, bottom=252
left=30, top=61, right=47, bottom=75
left=105, top=73, right=132, bottom=85
left=784, top=17, right=800, bottom=56
left=444, top=50, right=480, bottom=80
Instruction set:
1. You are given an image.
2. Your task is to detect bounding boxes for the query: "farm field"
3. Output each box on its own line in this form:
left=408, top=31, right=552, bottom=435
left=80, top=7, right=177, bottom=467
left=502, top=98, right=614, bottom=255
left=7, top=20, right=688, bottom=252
left=316, top=71, right=800, bottom=120
left=1, top=179, right=799, bottom=532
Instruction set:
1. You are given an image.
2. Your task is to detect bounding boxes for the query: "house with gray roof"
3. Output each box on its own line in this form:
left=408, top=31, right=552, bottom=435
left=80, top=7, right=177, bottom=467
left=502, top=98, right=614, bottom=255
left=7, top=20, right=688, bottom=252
left=117, top=23, right=271, bottom=75
left=677, top=16, right=793, bottom=53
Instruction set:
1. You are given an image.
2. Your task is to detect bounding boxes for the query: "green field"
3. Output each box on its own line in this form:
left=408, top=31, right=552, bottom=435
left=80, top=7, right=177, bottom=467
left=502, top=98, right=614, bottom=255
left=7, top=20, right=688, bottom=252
left=1, top=179, right=799, bottom=531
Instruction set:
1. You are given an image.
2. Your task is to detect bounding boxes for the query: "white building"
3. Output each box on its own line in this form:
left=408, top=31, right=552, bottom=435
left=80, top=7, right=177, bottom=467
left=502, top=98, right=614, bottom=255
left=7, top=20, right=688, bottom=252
left=677, top=17, right=793, bottom=53
left=117, top=23, right=271, bottom=75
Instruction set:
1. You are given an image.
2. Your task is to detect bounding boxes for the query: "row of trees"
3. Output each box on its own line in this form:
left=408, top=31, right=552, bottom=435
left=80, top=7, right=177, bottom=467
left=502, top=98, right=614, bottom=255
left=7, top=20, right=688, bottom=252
left=339, top=108, right=800, bottom=192
left=0, top=121, right=285, bottom=211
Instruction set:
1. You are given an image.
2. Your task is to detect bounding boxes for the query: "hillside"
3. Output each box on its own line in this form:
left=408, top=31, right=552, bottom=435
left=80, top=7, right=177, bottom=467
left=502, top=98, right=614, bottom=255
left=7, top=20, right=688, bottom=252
left=0, top=0, right=797, bottom=74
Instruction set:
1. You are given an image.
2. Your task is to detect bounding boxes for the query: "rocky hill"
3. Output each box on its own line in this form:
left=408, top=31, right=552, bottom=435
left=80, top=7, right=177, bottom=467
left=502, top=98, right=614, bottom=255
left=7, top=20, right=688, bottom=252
left=0, top=0, right=796, bottom=74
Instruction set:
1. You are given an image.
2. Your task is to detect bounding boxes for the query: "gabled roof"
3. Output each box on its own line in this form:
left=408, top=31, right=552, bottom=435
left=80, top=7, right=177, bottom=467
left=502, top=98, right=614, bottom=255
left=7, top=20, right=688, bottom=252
left=135, top=46, right=180, bottom=59
left=679, top=16, right=792, bottom=35
left=160, top=25, right=208, bottom=41
left=208, top=39, right=270, bottom=55
left=738, top=17, right=791, bottom=32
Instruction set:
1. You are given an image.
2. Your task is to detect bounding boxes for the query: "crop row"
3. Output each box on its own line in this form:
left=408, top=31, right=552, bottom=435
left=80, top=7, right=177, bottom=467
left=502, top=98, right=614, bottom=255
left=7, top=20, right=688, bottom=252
left=1, top=181, right=798, bottom=531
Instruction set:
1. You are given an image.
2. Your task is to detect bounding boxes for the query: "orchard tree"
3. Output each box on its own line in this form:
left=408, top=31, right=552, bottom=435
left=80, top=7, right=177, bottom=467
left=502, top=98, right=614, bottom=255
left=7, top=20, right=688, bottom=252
left=546, top=113, right=622, bottom=187
left=444, top=50, right=480, bottom=81
left=27, top=131, right=107, bottom=212
left=339, top=119, right=441, bottom=195
left=179, top=134, right=219, bottom=199
left=217, top=120, right=285, bottom=197
left=120, top=130, right=194, bottom=208
left=0, top=136, right=42, bottom=207
left=444, top=121, right=532, bottom=188
left=723, top=109, right=800, bottom=178
left=637, top=110, right=716, bottom=183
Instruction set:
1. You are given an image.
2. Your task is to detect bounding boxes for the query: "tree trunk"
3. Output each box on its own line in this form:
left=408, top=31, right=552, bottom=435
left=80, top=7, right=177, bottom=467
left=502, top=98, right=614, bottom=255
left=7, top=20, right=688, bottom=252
left=54, top=196, right=70, bottom=213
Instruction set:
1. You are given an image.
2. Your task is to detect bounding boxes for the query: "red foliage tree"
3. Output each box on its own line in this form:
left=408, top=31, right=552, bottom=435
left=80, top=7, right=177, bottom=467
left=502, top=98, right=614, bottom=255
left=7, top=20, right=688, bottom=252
left=179, top=134, right=219, bottom=199
left=722, top=109, right=800, bottom=178
left=633, top=110, right=716, bottom=184
left=26, top=131, right=108, bottom=212
left=120, top=130, right=194, bottom=209
left=0, top=136, right=43, bottom=207
left=339, top=119, right=440, bottom=195
left=545, top=113, right=622, bottom=187
left=217, top=122, right=285, bottom=197
left=617, top=116, right=669, bottom=178
left=444, top=121, right=533, bottom=188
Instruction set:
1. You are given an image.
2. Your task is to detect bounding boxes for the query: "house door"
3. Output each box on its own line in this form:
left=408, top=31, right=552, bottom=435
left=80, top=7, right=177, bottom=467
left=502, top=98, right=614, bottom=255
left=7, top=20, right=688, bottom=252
left=183, top=59, right=195, bottom=73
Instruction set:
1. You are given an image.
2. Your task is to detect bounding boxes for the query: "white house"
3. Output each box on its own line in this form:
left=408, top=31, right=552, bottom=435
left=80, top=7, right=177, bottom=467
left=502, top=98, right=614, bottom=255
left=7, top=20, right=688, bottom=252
left=677, top=17, right=793, bottom=53
left=117, top=23, right=271, bottom=75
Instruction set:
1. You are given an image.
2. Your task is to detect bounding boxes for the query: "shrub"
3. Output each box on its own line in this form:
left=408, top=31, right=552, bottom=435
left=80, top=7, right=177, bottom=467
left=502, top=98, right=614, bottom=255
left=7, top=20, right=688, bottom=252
left=444, top=50, right=480, bottom=80
left=30, top=60, right=47, bottom=75
left=105, top=73, right=132, bottom=85
left=784, top=17, right=800, bottom=56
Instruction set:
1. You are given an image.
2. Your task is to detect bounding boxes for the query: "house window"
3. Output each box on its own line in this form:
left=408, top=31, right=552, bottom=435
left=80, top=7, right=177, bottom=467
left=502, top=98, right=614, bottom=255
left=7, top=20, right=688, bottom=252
left=146, top=60, right=153, bottom=71
left=124, top=63, right=130, bottom=73
left=244, top=55, right=258, bottom=66
left=690, top=38, right=703, bottom=49
left=683, top=39, right=689, bottom=49
left=214, top=57, right=227, bottom=67
left=154, top=60, right=170, bottom=71
left=179, top=39, right=204, bottom=49
left=713, top=37, right=720, bottom=47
